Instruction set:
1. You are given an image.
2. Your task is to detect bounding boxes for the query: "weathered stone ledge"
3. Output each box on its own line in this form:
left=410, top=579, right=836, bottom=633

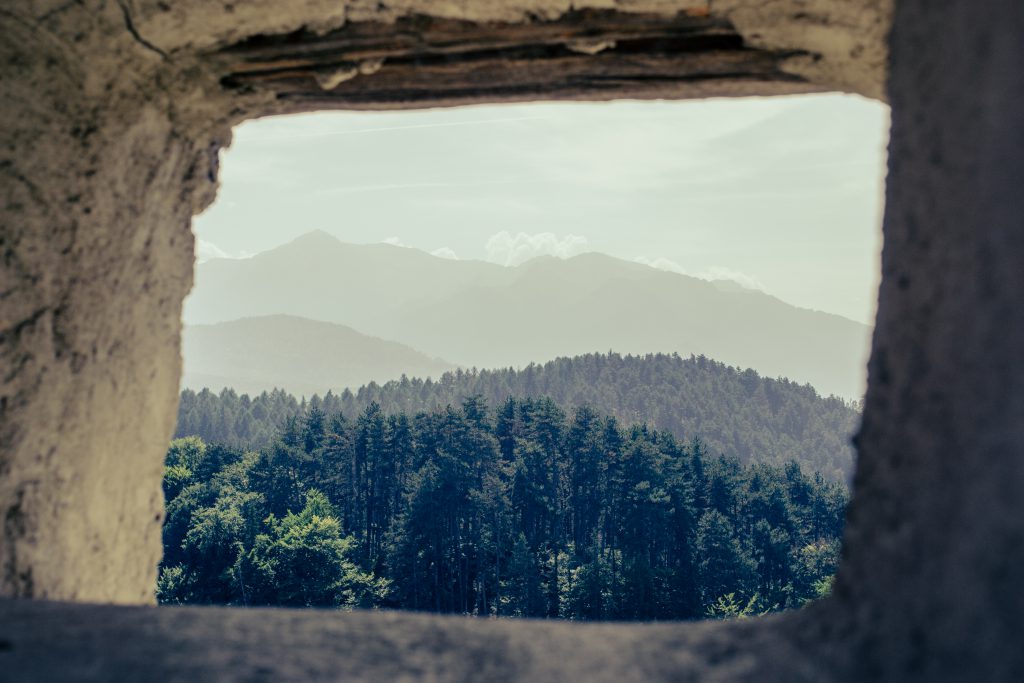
left=0, top=599, right=827, bottom=682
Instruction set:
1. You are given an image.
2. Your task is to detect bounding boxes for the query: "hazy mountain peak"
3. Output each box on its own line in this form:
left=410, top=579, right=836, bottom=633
left=187, top=236, right=870, bottom=397
left=562, top=251, right=616, bottom=265
left=513, top=254, right=559, bottom=268
left=183, top=314, right=456, bottom=397
left=286, top=229, right=342, bottom=248
left=710, top=279, right=757, bottom=293
left=190, top=313, right=350, bottom=331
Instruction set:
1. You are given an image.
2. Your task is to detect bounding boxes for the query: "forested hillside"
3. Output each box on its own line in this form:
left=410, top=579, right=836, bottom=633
left=176, top=353, right=859, bottom=479
left=160, top=397, right=847, bottom=619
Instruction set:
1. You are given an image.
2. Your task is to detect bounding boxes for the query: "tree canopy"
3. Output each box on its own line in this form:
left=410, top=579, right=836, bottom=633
left=176, top=352, right=860, bottom=480
left=161, top=396, right=847, bottom=619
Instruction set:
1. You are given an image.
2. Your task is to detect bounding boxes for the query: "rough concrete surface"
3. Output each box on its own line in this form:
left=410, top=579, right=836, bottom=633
left=2, top=0, right=1023, bottom=680
left=0, top=600, right=827, bottom=683
left=833, top=1, right=1024, bottom=678
left=0, top=0, right=890, bottom=606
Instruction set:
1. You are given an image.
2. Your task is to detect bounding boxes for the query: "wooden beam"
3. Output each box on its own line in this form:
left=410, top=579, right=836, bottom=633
left=213, top=10, right=820, bottom=109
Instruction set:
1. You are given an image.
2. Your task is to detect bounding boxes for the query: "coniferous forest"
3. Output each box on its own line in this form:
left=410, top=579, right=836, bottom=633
left=176, top=352, right=859, bottom=480
left=161, top=395, right=848, bottom=620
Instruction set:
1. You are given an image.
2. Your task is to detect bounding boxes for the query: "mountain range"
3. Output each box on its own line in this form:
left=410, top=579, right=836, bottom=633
left=182, top=314, right=454, bottom=397
left=184, top=230, right=871, bottom=398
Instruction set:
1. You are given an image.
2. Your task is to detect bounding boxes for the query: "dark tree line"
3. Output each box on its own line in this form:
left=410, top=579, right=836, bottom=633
left=176, top=352, right=860, bottom=480
left=161, top=396, right=847, bottom=619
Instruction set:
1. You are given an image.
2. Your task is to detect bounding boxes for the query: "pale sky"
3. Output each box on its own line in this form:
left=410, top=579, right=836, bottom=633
left=194, top=94, right=890, bottom=324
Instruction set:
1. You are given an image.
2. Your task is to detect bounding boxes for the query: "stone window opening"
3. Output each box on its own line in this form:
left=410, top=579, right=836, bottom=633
left=2, top=1, right=1022, bottom=680
left=170, top=94, right=883, bottom=613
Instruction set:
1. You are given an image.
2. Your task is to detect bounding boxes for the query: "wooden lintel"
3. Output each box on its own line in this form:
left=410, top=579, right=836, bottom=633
left=212, top=10, right=817, bottom=108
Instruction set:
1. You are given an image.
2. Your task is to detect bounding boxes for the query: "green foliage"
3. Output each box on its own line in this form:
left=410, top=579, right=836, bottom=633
left=156, top=565, right=188, bottom=604
left=238, top=491, right=386, bottom=608
left=161, top=397, right=848, bottom=620
left=163, top=436, right=206, bottom=501
left=705, top=592, right=772, bottom=620
left=163, top=463, right=194, bottom=501
left=696, top=510, right=756, bottom=606
left=166, top=435, right=206, bottom=471
left=792, top=539, right=841, bottom=605
left=175, top=352, right=859, bottom=480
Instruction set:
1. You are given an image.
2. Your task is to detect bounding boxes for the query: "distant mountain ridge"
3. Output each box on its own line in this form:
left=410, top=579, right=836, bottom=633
left=186, top=231, right=870, bottom=398
left=186, top=231, right=514, bottom=335
left=182, top=314, right=455, bottom=397
left=176, top=352, right=859, bottom=480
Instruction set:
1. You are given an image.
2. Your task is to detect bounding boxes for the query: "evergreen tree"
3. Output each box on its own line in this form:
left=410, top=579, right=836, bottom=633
left=160, top=397, right=848, bottom=620
left=175, top=352, right=859, bottom=479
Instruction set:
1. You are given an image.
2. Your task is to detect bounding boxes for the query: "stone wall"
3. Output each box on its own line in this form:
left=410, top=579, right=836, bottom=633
left=0, top=0, right=889, bottom=604
left=834, top=1, right=1024, bottom=676
left=2, top=0, right=1023, bottom=679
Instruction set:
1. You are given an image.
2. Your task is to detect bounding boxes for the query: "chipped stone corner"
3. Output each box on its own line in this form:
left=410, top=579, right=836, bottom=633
left=714, top=0, right=893, bottom=100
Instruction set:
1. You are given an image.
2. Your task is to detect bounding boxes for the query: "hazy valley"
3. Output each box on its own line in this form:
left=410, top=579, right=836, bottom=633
left=184, top=230, right=870, bottom=400
left=183, top=314, right=455, bottom=398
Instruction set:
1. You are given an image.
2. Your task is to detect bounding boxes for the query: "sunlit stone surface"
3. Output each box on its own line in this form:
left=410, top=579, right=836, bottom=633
left=2, top=0, right=1023, bottom=680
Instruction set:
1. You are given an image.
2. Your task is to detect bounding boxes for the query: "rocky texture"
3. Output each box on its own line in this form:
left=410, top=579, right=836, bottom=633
left=0, top=0, right=891, bottom=605
left=831, top=1, right=1024, bottom=678
left=716, top=0, right=891, bottom=101
left=4, top=0, right=1023, bottom=680
left=0, top=5, right=213, bottom=603
left=127, top=0, right=890, bottom=103
left=0, top=599, right=843, bottom=682
left=213, top=10, right=825, bottom=110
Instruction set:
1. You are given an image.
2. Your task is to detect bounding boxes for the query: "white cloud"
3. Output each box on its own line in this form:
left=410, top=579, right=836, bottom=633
left=633, top=256, right=765, bottom=291
left=196, top=238, right=252, bottom=263
left=632, top=256, right=687, bottom=275
left=699, top=266, right=766, bottom=292
left=385, top=238, right=457, bottom=260
left=485, top=231, right=589, bottom=267
left=430, top=247, right=459, bottom=260
left=197, top=239, right=230, bottom=262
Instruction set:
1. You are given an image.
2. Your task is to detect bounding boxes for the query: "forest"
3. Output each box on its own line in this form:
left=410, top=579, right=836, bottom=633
left=161, top=395, right=848, bottom=620
left=176, top=352, right=860, bottom=480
